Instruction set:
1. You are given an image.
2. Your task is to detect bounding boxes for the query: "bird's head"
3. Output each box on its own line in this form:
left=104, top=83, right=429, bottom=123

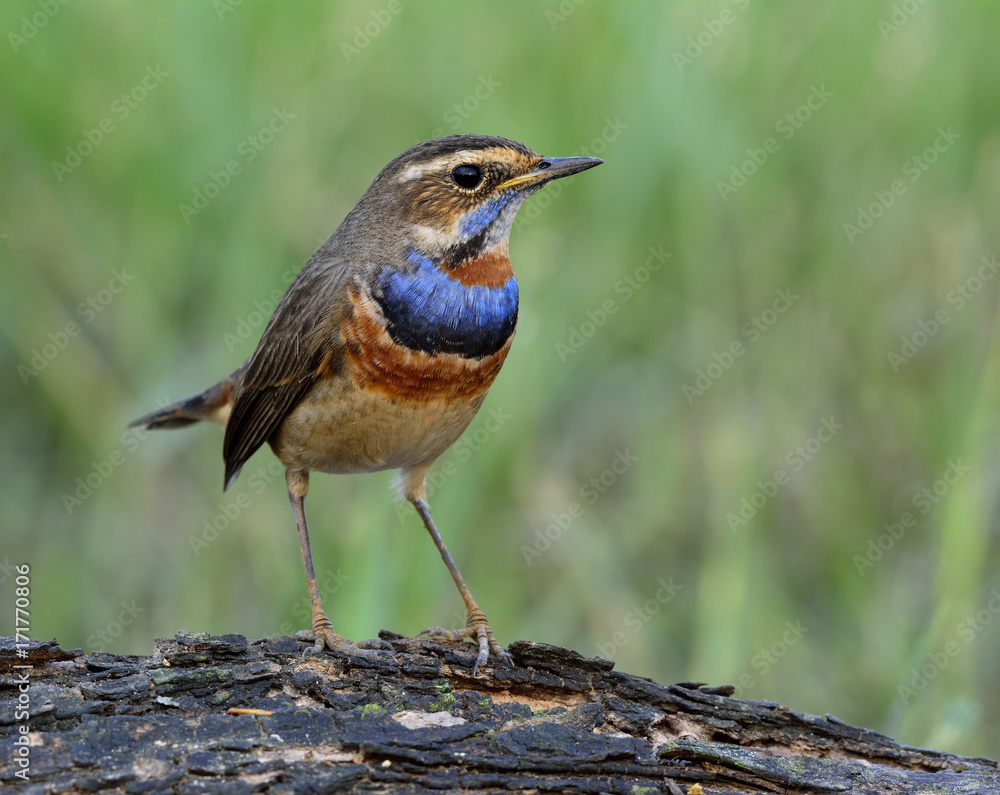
left=342, top=135, right=603, bottom=265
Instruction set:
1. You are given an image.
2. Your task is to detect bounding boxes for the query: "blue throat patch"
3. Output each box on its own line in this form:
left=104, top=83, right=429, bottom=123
left=374, top=250, right=518, bottom=358
left=459, top=190, right=521, bottom=238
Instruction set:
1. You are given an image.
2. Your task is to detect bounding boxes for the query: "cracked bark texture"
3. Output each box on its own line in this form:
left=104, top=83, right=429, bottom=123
left=1, top=632, right=997, bottom=794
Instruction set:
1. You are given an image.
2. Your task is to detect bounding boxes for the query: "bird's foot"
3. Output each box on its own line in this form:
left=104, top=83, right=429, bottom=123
left=418, top=607, right=511, bottom=676
left=296, top=614, right=393, bottom=660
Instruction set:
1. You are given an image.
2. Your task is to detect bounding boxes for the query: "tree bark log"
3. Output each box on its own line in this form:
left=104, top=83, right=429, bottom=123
left=1, top=632, right=997, bottom=793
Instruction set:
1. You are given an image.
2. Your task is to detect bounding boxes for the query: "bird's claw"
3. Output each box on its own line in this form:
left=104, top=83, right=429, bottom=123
left=418, top=611, right=510, bottom=676
left=295, top=625, right=394, bottom=660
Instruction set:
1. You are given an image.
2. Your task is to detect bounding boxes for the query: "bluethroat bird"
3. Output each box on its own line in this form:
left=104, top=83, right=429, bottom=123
left=131, top=135, right=602, bottom=674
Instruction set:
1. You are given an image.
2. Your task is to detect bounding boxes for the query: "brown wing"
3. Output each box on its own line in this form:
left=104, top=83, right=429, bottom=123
left=222, top=260, right=354, bottom=488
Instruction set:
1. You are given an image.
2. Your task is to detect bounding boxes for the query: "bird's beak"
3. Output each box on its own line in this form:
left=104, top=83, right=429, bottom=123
left=499, top=155, right=604, bottom=191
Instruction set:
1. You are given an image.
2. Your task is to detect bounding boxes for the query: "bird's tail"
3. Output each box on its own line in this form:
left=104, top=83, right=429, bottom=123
left=129, top=363, right=248, bottom=431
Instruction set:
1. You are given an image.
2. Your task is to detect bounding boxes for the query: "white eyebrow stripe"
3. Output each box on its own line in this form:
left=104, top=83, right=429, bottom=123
left=396, top=150, right=482, bottom=183
left=397, top=163, right=432, bottom=183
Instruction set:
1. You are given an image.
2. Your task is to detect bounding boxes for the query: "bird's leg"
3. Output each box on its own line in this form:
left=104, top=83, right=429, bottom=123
left=410, top=497, right=511, bottom=675
left=286, top=469, right=391, bottom=659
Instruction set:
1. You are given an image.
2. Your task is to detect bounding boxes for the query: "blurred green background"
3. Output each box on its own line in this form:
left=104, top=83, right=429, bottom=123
left=3, top=0, right=1000, bottom=757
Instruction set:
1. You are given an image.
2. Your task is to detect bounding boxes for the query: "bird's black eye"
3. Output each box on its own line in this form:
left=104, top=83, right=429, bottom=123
left=452, top=164, right=483, bottom=189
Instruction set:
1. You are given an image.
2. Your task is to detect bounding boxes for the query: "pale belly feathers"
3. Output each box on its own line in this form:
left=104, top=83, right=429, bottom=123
left=271, top=375, right=489, bottom=475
